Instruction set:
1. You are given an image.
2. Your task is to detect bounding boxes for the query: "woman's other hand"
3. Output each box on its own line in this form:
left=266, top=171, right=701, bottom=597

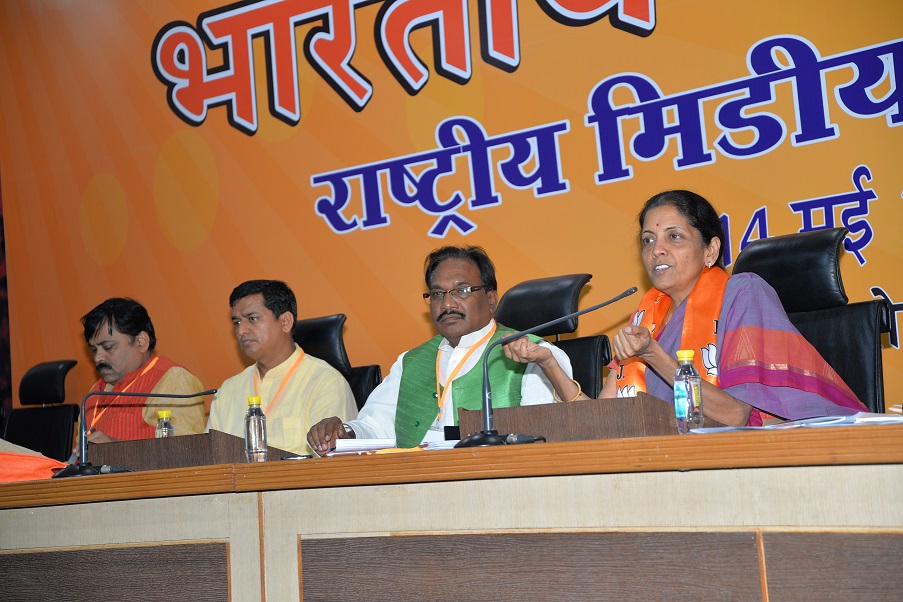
left=503, top=336, right=553, bottom=366
left=504, top=336, right=587, bottom=402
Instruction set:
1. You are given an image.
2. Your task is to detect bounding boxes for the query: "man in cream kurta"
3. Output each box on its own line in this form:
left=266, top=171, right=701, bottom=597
left=207, top=345, right=355, bottom=455
left=206, top=280, right=356, bottom=456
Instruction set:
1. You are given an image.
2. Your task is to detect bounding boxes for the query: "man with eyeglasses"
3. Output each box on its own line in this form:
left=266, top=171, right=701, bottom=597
left=307, top=245, right=572, bottom=453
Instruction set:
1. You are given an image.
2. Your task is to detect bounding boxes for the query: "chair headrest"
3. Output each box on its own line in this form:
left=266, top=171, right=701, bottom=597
left=292, top=314, right=353, bottom=377
left=732, top=228, right=848, bottom=313
left=495, top=274, right=592, bottom=336
left=18, top=360, right=78, bottom=406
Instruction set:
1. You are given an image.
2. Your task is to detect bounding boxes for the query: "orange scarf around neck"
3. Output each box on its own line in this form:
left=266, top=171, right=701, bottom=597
left=615, top=267, right=729, bottom=396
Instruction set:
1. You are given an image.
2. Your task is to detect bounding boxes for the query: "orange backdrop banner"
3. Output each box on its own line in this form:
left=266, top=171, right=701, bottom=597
left=0, top=0, right=900, bottom=409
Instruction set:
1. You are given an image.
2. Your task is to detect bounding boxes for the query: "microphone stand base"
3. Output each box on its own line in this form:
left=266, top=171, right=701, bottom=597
left=454, top=430, right=506, bottom=448
left=52, top=463, right=100, bottom=478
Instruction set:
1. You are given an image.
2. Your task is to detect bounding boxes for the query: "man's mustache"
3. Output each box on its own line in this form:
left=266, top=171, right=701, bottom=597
left=96, top=362, right=112, bottom=371
left=437, top=310, right=465, bottom=321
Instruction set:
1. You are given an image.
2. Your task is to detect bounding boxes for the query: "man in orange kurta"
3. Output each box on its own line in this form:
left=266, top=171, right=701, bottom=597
left=81, top=298, right=206, bottom=443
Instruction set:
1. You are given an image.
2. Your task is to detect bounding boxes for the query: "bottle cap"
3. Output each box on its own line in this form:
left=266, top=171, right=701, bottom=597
left=248, top=396, right=262, bottom=406
left=676, top=349, right=695, bottom=362
left=157, top=410, right=172, bottom=419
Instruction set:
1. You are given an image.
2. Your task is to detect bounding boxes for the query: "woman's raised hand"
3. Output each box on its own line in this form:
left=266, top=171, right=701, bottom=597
left=611, top=325, right=658, bottom=361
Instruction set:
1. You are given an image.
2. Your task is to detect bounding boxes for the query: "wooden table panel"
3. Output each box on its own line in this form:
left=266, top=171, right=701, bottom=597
left=0, top=542, right=229, bottom=602
left=301, top=532, right=762, bottom=601
left=763, top=532, right=903, bottom=601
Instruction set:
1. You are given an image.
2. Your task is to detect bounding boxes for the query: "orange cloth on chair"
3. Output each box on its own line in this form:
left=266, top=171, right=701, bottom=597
left=0, top=451, right=66, bottom=483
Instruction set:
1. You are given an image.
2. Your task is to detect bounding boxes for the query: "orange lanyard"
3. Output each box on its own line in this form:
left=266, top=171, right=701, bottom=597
left=434, top=323, right=496, bottom=420
left=90, top=356, right=160, bottom=430
left=253, top=349, right=305, bottom=415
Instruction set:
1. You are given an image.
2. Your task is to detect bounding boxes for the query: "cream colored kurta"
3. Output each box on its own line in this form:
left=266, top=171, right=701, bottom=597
left=207, top=345, right=357, bottom=455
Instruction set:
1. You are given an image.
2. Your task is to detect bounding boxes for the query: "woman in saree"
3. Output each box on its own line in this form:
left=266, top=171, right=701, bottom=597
left=504, top=190, right=865, bottom=426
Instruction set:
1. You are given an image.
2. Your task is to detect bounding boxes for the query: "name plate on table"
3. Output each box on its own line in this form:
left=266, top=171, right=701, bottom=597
left=457, top=392, right=719, bottom=442
left=88, top=430, right=291, bottom=471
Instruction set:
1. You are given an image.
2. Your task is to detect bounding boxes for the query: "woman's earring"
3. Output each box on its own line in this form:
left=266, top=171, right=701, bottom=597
left=706, top=262, right=712, bottom=268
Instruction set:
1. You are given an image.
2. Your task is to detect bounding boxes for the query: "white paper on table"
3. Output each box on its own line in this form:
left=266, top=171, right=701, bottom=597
left=332, top=438, right=396, bottom=453
left=691, top=411, right=903, bottom=434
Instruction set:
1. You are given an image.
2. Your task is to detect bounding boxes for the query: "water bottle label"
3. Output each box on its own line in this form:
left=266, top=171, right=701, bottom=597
left=690, top=382, right=701, bottom=409
left=674, top=383, right=689, bottom=419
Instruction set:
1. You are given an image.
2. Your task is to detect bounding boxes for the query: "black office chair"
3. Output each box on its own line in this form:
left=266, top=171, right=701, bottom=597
left=292, top=314, right=382, bottom=410
left=495, top=274, right=611, bottom=398
left=347, top=365, right=382, bottom=410
left=2, top=360, right=79, bottom=461
left=733, top=227, right=890, bottom=413
left=293, top=314, right=352, bottom=379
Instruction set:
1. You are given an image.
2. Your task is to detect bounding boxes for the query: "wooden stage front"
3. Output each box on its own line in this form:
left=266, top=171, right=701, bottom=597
left=1, top=425, right=902, bottom=601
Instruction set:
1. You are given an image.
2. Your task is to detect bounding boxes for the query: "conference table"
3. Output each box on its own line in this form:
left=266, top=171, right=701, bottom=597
left=1, top=424, right=901, bottom=601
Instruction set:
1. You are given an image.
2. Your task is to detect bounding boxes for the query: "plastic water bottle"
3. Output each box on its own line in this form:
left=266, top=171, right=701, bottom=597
left=155, top=410, right=175, bottom=438
left=245, top=396, right=268, bottom=462
left=673, top=350, right=704, bottom=434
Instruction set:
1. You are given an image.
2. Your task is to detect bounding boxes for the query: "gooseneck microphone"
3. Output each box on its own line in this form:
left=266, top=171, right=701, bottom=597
left=52, top=388, right=217, bottom=478
left=455, top=286, right=638, bottom=448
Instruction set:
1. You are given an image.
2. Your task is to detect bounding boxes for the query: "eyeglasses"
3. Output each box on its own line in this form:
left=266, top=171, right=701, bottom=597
left=422, top=285, right=487, bottom=303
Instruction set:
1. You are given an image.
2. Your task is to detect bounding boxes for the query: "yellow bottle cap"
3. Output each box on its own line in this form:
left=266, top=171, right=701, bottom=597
left=248, top=396, right=262, bottom=406
left=157, top=410, right=172, bottom=419
left=676, top=349, right=695, bottom=362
